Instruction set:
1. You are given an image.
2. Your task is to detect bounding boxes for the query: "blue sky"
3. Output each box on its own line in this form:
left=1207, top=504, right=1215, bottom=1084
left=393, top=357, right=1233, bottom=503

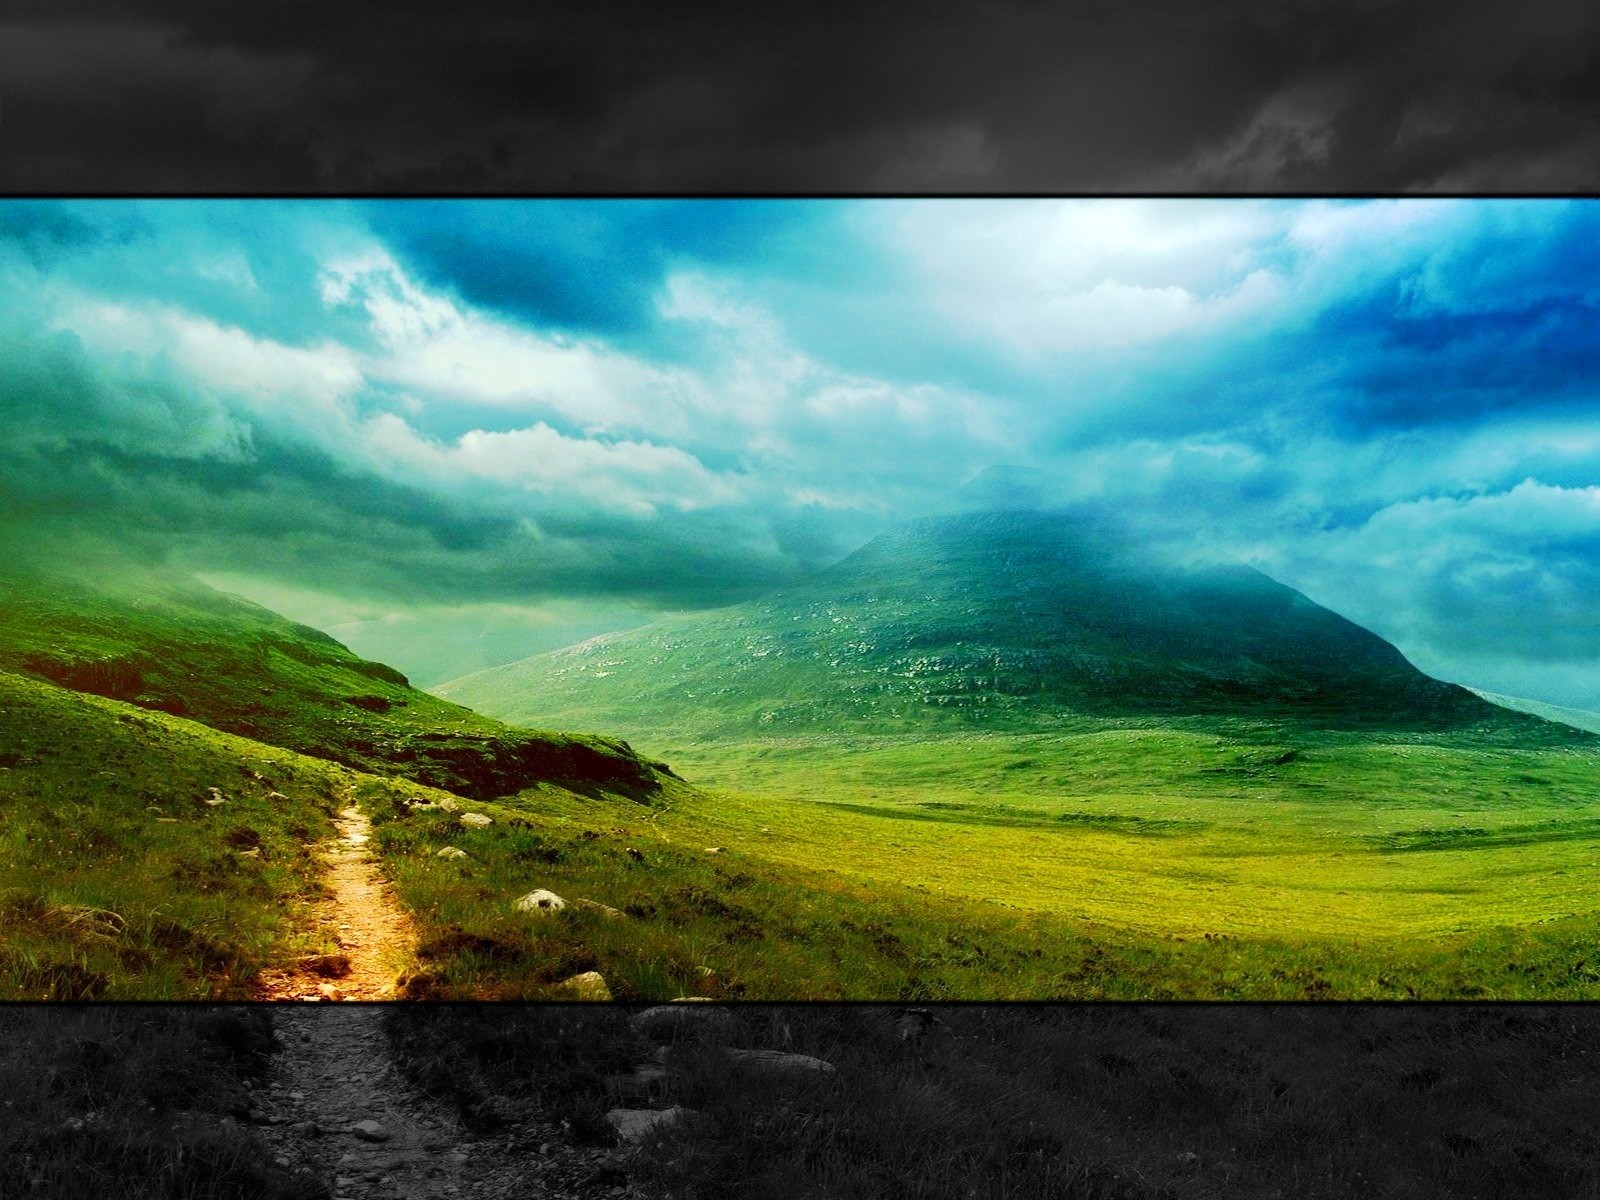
left=3, top=198, right=1599, bottom=702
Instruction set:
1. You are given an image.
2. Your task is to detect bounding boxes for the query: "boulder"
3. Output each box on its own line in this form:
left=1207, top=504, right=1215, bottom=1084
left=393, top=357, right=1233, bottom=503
left=724, top=1048, right=837, bottom=1075
left=605, top=1106, right=699, bottom=1143
left=512, top=888, right=566, bottom=914
left=629, top=1003, right=738, bottom=1042
left=459, top=812, right=493, bottom=828
left=555, top=970, right=613, bottom=1001
left=436, top=846, right=468, bottom=860
left=350, top=1120, right=389, bottom=1142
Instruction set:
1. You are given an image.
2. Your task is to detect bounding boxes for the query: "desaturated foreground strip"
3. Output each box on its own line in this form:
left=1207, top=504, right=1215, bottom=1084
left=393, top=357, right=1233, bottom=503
left=3, top=1004, right=1598, bottom=1200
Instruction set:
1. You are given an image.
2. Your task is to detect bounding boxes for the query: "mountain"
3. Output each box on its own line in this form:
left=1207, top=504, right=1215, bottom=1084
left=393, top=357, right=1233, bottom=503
left=1469, top=689, right=1600, bottom=736
left=440, top=508, right=1561, bottom=743
left=0, top=551, right=668, bottom=800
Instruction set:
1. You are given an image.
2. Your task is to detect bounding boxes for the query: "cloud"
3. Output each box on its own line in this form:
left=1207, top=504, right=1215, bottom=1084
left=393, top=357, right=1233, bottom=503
left=1, top=197, right=1599, bottom=708
left=4, top=1, right=1600, bottom=191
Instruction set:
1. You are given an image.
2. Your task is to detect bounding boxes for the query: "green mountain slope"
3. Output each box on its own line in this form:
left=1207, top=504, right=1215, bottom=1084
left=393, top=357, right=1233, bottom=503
left=1471, top=688, right=1600, bottom=736
left=442, top=509, right=1563, bottom=744
left=0, top=552, right=668, bottom=800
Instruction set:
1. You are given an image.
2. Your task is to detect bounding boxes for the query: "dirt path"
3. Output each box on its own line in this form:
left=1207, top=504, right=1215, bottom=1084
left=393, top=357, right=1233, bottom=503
left=255, top=1006, right=647, bottom=1200
left=256, top=802, right=418, bottom=1001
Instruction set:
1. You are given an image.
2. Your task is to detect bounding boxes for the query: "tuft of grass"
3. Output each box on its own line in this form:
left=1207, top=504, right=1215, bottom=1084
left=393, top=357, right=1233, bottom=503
left=0, top=1005, right=324, bottom=1200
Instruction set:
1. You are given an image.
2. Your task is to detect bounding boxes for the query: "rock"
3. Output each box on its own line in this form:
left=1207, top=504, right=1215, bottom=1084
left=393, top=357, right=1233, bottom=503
left=555, top=970, right=613, bottom=1000
left=204, top=788, right=227, bottom=806
left=704, top=846, right=726, bottom=854
left=289, top=1121, right=320, bottom=1136
left=436, top=846, right=469, bottom=860
left=266, top=791, right=289, bottom=801
left=605, top=1106, right=699, bottom=1143
left=299, top=953, right=352, bottom=979
left=512, top=888, right=566, bottom=914
left=629, top=1004, right=738, bottom=1042
left=317, top=982, right=343, bottom=1001
left=459, top=812, right=493, bottom=828
left=574, top=898, right=627, bottom=920
left=724, top=1048, right=837, bottom=1074
left=350, top=1120, right=390, bottom=1143
left=893, top=1007, right=950, bottom=1041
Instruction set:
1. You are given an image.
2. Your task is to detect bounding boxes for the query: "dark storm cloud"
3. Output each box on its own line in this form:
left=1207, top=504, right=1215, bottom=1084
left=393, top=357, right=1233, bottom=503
left=3, top=0, right=1598, bottom=192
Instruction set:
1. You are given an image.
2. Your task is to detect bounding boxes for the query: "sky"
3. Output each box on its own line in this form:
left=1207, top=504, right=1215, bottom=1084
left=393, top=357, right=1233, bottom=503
left=3, top=198, right=1600, bottom=704
left=2, top=0, right=1599, bottom=192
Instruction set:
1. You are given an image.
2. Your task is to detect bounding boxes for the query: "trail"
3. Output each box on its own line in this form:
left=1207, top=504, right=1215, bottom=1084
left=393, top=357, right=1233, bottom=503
left=256, top=801, right=418, bottom=1001
left=255, top=1006, right=651, bottom=1199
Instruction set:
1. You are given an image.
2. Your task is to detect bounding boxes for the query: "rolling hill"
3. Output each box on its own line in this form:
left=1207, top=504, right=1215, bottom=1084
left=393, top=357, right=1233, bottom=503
left=0, top=550, right=670, bottom=801
left=441, top=508, right=1563, bottom=745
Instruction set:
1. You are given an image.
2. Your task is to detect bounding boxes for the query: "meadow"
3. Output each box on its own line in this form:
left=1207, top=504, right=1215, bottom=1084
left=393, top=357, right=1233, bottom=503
left=361, top=716, right=1600, bottom=999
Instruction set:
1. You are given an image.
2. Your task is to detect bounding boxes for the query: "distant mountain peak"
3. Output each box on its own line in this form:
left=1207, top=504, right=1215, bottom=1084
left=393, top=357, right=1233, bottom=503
left=441, top=504, right=1537, bottom=743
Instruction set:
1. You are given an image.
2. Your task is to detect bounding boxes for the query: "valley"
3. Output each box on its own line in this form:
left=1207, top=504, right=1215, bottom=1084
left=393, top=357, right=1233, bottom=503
left=5, top=512, right=1600, bottom=999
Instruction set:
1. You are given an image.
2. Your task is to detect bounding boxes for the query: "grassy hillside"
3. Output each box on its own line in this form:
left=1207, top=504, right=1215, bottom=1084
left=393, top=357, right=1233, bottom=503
left=1471, top=688, right=1600, bottom=736
left=441, top=510, right=1563, bottom=746
left=359, top=741, right=1600, bottom=998
left=0, top=550, right=668, bottom=801
left=0, top=667, right=347, bottom=998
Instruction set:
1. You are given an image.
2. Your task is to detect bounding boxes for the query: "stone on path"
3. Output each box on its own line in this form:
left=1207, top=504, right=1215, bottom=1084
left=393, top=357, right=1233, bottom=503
left=350, top=1119, right=390, bottom=1142
left=555, top=970, right=612, bottom=1000
left=299, top=953, right=352, bottom=979
left=436, top=846, right=468, bottom=860
left=459, top=812, right=493, bottom=828
left=606, top=1106, right=699, bottom=1143
left=512, top=888, right=566, bottom=914
left=724, top=1048, right=837, bottom=1075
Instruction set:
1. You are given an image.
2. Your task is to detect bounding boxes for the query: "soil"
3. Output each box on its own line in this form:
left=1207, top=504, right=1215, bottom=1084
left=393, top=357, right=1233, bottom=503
left=255, top=1006, right=650, bottom=1200
left=256, top=802, right=418, bottom=1001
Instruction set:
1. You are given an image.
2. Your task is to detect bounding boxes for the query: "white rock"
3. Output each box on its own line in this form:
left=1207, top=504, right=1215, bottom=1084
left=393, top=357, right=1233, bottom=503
left=605, top=1106, right=698, bottom=1143
left=459, top=812, right=493, bottom=828
left=555, top=970, right=612, bottom=1000
left=436, top=846, right=468, bottom=860
left=512, top=889, right=566, bottom=914
left=350, top=1120, right=389, bottom=1142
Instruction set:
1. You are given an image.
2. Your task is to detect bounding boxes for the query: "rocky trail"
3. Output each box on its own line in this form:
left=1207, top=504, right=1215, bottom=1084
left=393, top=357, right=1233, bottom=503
left=255, top=1006, right=649, bottom=1200
left=247, top=1004, right=845, bottom=1199
left=256, top=800, right=418, bottom=1002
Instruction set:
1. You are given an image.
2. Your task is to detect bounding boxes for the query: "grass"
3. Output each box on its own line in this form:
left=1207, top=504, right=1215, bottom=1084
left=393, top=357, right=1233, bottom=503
left=653, top=726, right=1600, bottom=942
left=0, top=669, right=356, bottom=998
left=386, top=1003, right=1600, bottom=1200
left=0, top=551, right=666, bottom=801
left=361, top=744, right=1600, bottom=998
left=6, top=544, right=1600, bottom=999
left=0, top=1005, right=321, bottom=1200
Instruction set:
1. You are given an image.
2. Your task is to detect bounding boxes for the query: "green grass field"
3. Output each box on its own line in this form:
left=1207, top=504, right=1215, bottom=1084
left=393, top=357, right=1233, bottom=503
left=357, top=717, right=1600, bottom=999
left=653, top=725, right=1600, bottom=942
left=6, top=548, right=1600, bottom=999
